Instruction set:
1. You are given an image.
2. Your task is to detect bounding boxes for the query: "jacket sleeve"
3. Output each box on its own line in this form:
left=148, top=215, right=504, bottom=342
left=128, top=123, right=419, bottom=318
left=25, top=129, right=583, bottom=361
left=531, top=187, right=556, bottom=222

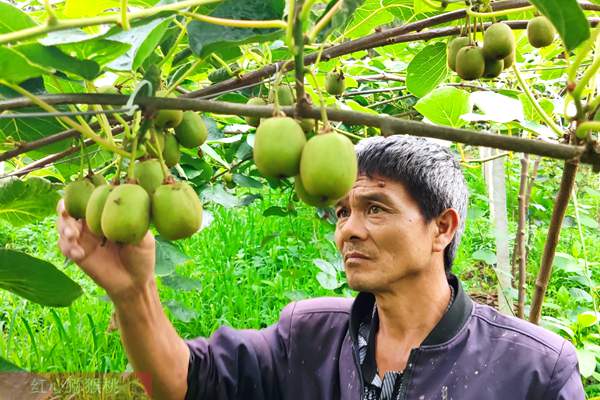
left=545, top=340, right=586, bottom=400
left=183, top=301, right=295, bottom=400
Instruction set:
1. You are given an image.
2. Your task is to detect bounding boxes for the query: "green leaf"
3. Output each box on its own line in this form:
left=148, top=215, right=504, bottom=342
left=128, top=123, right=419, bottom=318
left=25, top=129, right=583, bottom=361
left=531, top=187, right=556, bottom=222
left=164, top=299, right=198, bottom=322
left=15, top=44, right=100, bottom=80
left=0, top=249, right=82, bottom=307
left=155, top=237, right=191, bottom=276
left=406, top=42, right=447, bottom=98
left=263, top=205, right=296, bottom=217
left=463, top=91, right=524, bottom=123
left=472, top=248, right=497, bottom=265
left=577, top=311, right=599, bottom=328
left=318, top=0, right=366, bottom=40
left=0, top=2, right=36, bottom=34
left=106, top=17, right=172, bottom=71
left=64, top=0, right=120, bottom=18
left=233, top=174, right=263, bottom=189
left=0, top=356, right=24, bottom=372
left=575, top=348, right=597, bottom=378
left=342, top=0, right=396, bottom=39
left=0, top=46, right=48, bottom=83
left=187, top=0, right=285, bottom=58
left=201, top=184, right=239, bottom=208
left=527, top=0, right=589, bottom=51
left=519, top=93, right=554, bottom=124
left=414, top=86, right=472, bottom=128
left=0, top=178, right=60, bottom=227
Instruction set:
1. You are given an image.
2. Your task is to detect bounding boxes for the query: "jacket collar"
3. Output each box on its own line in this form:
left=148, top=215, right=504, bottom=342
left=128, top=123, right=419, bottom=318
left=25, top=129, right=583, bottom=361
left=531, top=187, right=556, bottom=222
left=348, top=274, right=473, bottom=347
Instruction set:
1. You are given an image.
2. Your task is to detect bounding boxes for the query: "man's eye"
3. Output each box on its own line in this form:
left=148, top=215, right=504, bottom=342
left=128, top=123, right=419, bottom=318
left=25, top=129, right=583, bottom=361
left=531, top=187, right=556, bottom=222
left=368, top=205, right=382, bottom=214
left=336, top=208, right=349, bottom=218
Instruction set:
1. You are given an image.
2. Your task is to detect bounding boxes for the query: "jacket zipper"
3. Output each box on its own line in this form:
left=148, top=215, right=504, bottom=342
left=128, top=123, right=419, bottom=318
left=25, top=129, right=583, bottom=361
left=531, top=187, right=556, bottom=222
left=351, top=341, right=365, bottom=397
left=397, top=349, right=417, bottom=400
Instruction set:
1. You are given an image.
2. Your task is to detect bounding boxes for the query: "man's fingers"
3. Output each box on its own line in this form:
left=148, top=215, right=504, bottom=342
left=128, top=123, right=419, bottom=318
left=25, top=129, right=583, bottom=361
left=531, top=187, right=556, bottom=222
left=56, top=199, right=68, bottom=217
left=58, top=237, right=85, bottom=261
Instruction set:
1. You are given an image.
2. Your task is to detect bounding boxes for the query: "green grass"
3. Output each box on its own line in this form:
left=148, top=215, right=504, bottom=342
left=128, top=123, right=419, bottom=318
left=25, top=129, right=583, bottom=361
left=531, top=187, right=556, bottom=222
left=1, top=155, right=599, bottom=396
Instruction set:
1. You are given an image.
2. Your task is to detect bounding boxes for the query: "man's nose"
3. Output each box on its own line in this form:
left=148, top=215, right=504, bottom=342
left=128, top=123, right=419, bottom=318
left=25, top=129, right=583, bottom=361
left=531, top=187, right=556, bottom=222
left=337, top=210, right=368, bottom=242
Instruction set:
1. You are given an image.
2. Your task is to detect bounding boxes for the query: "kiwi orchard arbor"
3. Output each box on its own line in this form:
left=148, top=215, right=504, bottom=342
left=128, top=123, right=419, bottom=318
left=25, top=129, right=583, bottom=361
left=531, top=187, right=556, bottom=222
left=0, top=0, right=599, bottom=375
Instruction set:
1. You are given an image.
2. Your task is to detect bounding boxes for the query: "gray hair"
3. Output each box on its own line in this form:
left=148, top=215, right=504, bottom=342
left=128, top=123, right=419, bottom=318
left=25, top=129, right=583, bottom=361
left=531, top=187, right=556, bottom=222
left=355, top=135, right=468, bottom=272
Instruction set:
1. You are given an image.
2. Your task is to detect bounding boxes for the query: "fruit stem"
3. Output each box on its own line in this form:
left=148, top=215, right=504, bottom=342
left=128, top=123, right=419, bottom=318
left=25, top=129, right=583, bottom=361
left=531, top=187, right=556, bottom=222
left=572, top=54, right=600, bottom=101
left=85, top=81, right=115, bottom=143
left=211, top=54, right=234, bottom=76
left=466, top=4, right=533, bottom=18
left=150, top=126, right=171, bottom=178
left=43, top=0, right=58, bottom=25
left=299, top=0, right=317, bottom=23
left=1, top=80, right=132, bottom=158
left=182, top=11, right=288, bottom=30
left=79, top=138, right=85, bottom=179
left=286, top=0, right=297, bottom=52
left=511, top=64, right=563, bottom=137
left=113, top=156, right=124, bottom=185
left=293, top=0, right=308, bottom=116
left=121, top=0, right=131, bottom=30
left=306, top=68, right=330, bottom=130
left=575, top=121, right=600, bottom=139
left=126, top=131, right=139, bottom=180
left=307, top=0, right=343, bottom=43
left=568, top=25, right=600, bottom=83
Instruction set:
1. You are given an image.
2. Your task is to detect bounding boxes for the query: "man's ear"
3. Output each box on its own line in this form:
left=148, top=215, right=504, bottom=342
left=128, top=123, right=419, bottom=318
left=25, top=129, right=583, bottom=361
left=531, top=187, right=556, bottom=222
left=432, top=208, right=460, bottom=254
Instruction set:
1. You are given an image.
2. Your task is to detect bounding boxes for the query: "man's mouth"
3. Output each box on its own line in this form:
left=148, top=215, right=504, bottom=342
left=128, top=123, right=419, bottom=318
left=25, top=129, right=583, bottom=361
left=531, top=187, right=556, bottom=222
left=344, top=251, right=370, bottom=262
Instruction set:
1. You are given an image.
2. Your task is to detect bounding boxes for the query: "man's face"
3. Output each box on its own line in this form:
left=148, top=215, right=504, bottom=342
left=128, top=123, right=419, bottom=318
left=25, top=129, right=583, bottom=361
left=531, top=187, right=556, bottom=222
left=334, top=174, right=438, bottom=293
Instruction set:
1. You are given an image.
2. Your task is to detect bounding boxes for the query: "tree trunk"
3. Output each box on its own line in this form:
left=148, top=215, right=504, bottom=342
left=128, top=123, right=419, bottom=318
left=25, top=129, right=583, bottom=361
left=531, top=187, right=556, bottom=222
left=515, top=155, right=529, bottom=318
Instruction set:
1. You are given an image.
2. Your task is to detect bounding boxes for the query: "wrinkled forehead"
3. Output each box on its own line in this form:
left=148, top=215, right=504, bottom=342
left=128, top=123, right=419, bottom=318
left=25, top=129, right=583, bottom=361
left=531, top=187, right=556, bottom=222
left=335, top=174, right=399, bottom=208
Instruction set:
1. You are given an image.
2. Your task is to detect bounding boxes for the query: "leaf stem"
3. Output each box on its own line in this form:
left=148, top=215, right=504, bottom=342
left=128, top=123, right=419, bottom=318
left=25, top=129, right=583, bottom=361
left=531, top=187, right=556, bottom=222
left=511, top=64, right=563, bottom=137
left=150, top=128, right=170, bottom=178
left=1, top=81, right=130, bottom=158
left=572, top=55, right=600, bottom=100
left=121, top=0, right=131, bottom=30
left=286, top=0, right=296, bottom=52
left=299, top=0, right=318, bottom=22
left=568, top=26, right=600, bottom=83
left=182, top=12, right=287, bottom=29
left=166, top=58, right=203, bottom=95
left=0, top=0, right=222, bottom=46
left=575, top=121, right=600, bottom=139
left=307, top=0, right=343, bottom=43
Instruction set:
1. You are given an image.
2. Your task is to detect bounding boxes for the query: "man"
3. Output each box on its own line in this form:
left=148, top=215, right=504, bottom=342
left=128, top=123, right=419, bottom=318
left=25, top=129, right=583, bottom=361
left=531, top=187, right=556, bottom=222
left=57, top=135, right=584, bottom=399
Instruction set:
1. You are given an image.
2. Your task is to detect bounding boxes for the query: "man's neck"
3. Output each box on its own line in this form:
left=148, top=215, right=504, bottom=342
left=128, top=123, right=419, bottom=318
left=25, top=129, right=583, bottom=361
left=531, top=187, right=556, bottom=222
left=374, top=270, right=451, bottom=348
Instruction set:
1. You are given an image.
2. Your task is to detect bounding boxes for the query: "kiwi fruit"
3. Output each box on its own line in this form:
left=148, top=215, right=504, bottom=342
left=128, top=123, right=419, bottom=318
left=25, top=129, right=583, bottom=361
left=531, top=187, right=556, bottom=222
left=134, top=159, right=165, bottom=195
left=85, top=185, right=112, bottom=237
left=299, top=118, right=316, bottom=134
left=274, top=86, right=295, bottom=106
left=154, top=109, right=183, bottom=130
left=456, top=46, right=485, bottom=80
left=299, top=132, right=357, bottom=203
left=64, top=178, right=96, bottom=219
left=152, top=182, right=203, bottom=240
left=245, top=97, right=267, bottom=127
left=325, top=70, right=345, bottom=96
left=163, top=133, right=180, bottom=168
left=483, top=57, right=504, bottom=79
left=89, top=174, right=107, bottom=186
left=503, top=51, right=515, bottom=70
left=527, top=16, right=556, bottom=48
left=447, top=37, right=471, bottom=72
left=295, top=175, right=330, bottom=207
left=101, top=184, right=150, bottom=244
left=483, top=23, right=515, bottom=60
left=253, top=117, right=306, bottom=178
left=174, top=112, right=208, bottom=148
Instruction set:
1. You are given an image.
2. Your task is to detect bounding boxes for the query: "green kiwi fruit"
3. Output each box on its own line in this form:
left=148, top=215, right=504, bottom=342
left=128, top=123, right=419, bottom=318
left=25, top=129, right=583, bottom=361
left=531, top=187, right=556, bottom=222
left=245, top=97, right=267, bottom=127
left=89, top=174, right=107, bottom=187
left=275, top=86, right=295, bottom=106
left=456, top=46, right=485, bottom=80
left=483, top=22, right=515, bottom=60
left=152, top=182, right=203, bottom=240
left=447, top=37, right=471, bottom=72
left=101, top=184, right=150, bottom=244
left=134, top=159, right=165, bottom=195
left=85, top=185, right=112, bottom=237
left=295, top=175, right=330, bottom=207
left=299, top=132, right=357, bottom=203
left=483, top=57, right=504, bottom=79
left=64, top=178, right=96, bottom=219
left=154, top=109, right=184, bottom=130
left=503, top=51, right=515, bottom=70
left=527, top=16, right=556, bottom=48
left=163, top=133, right=180, bottom=168
left=174, top=112, right=208, bottom=148
left=253, top=117, right=306, bottom=178
left=325, top=70, right=345, bottom=96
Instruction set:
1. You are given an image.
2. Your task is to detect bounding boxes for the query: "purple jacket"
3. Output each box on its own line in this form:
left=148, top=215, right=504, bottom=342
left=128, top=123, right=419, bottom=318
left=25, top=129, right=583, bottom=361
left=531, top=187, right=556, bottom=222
left=185, top=276, right=584, bottom=399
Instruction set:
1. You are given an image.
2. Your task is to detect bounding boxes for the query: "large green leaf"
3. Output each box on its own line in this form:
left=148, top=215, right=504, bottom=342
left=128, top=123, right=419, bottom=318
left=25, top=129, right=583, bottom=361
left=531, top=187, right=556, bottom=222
left=406, top=42, right=447, bottom=98
left=15, top=44, right=100, bottom=80
left=187, top=0, right=285, bottom=58
left=0, top=356, right=23, bottom=372
left=0, top=46, right=48, bottom=84
left=414, top=86, right=472, bottom=128
left=0, top=2, right=36, bottom=34
left=0, top=108, right=71, bottom=157
left=342, top=0, right=395, bottom=39
left=0, top=249, right=83, bottom=307
left=155, top=237, right=191, bottom=276
left=0, top=178, right=61, bottom=227
left=106, top=17, right=172, bottom=71
left=528, top=0, right=589, bottom=51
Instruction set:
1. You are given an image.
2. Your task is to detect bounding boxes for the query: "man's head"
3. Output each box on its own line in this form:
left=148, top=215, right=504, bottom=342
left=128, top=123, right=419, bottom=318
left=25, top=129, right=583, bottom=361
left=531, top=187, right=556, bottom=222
left=334, top=135, right=468, bottom=293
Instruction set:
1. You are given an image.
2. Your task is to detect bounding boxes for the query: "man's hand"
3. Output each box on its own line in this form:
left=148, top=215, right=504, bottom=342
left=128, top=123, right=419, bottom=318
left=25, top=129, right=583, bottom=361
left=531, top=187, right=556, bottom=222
left=56, top=199, right=156, bottom=302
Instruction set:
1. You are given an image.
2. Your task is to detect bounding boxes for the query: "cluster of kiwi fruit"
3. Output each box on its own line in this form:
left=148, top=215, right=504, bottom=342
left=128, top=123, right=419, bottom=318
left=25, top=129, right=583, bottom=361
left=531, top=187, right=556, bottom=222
left=448, top=17, right=555, bottom=81
left=247, top=80, right=356, bottom=207
left=63, top=108, right=207, bottom=244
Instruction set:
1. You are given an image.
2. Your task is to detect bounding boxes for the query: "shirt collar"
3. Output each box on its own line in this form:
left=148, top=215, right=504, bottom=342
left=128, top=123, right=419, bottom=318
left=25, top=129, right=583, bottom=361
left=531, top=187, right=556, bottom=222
left=349, top=274, right=473, bottom=348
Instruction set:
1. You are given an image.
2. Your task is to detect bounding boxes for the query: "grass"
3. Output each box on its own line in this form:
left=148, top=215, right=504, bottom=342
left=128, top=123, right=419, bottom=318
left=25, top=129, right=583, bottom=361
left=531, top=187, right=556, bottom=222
left=0, top=154, right=599, bottom=396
